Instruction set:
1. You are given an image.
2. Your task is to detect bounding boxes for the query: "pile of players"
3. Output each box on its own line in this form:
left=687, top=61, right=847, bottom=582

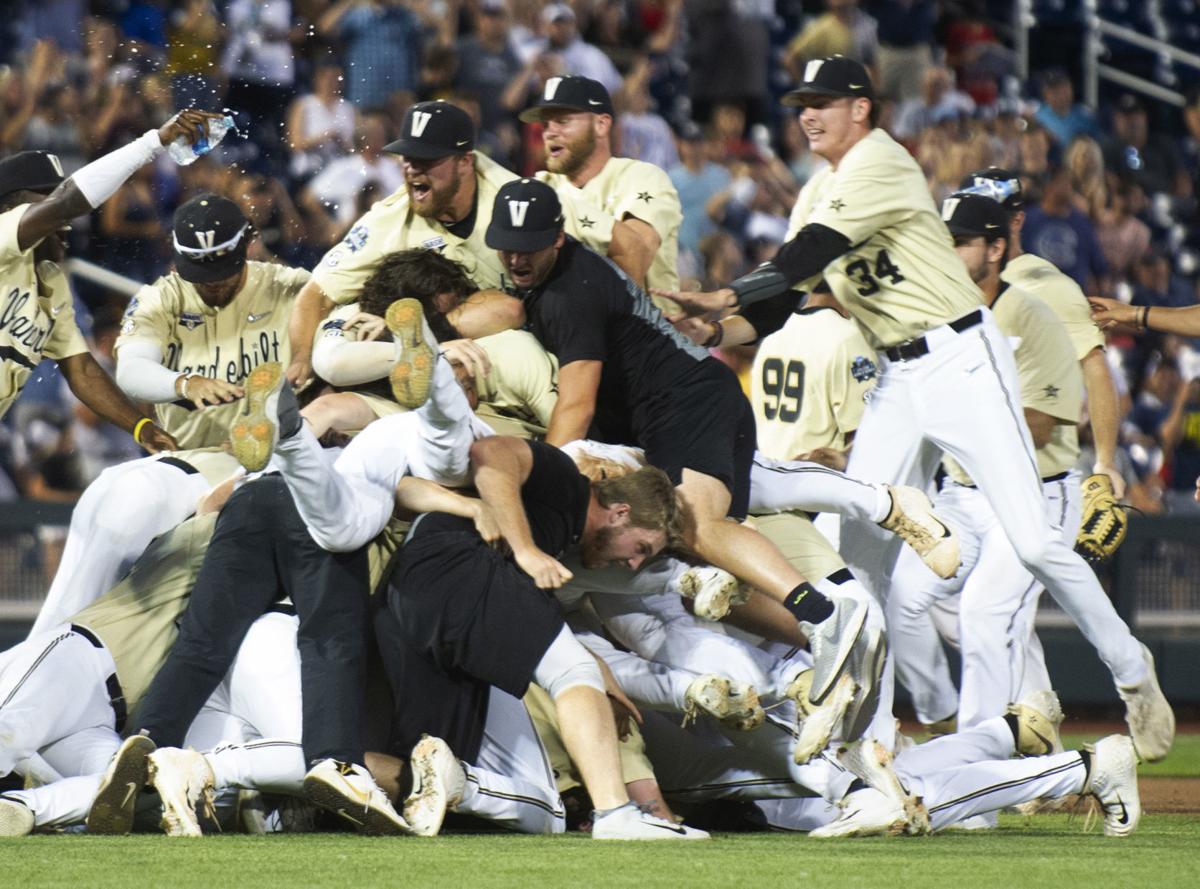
left=0, top=57, right=1175, bottom=841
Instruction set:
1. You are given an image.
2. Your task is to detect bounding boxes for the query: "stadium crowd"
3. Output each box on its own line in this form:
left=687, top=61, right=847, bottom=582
left=0, top=0, right=1189, bottom=840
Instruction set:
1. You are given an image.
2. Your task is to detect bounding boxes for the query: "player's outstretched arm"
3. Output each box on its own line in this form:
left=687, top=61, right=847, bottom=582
left=1090, top=296, right=1200, bottom=338
left=17, top=109, right=222, bottom=252
left=286, top=279, right=336, bottom=389
left=545, top=359, right=601, bottom=448
left=446, top=289, right=524, bottom=339
left=59, top=352, right=177, bottom=453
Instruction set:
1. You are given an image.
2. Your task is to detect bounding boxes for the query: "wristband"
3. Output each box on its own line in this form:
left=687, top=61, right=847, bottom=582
left=729, top=262, right=789, bottom=308
left=71, top=130, right=164, bottom=209
left=179, top=374, right=192, bottom=400
left=703, top=320, right=724, bottom=348
left=133, top=417, right=153, bottom=445
left=1143, top=305, right=1151, bottom=331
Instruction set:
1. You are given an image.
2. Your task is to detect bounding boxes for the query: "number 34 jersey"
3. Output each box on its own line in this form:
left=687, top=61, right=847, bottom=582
left=785, top=129, right=982, bottom=351
left=750, top=306, right=878, bottom=461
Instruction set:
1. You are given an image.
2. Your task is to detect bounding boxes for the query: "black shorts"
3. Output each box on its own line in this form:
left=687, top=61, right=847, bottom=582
left=634, top=361, right=756, bottom=519
left=382, top=516, right=565, bottom=742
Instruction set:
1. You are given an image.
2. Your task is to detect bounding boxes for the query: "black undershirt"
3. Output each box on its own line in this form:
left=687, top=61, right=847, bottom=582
left=443, top=191, right=479, bottom=240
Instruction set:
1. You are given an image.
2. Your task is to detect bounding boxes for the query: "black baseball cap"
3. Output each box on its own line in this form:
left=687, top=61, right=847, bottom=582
left=486, top=178, right=564, bottom=252
left=384, top=101, right=475, bottom=159
left=172, top=193, right=251, bottom=283
left=0, top=151, right=65, bottom=202
left=519, top=75, right=614, bottom=123
left=942, top=192, right=1010, bottom=239
left=782, top=55, right=875, bottom=107
left=959, top=167, right=1024, bottom=210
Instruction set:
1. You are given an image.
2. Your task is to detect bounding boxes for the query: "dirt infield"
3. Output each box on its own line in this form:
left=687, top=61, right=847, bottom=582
left=1142, top=777, right=1200, bottom=814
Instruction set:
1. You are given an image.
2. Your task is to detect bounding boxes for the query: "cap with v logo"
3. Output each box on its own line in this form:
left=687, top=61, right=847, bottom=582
left=486, top=178, right=564, bottom=252
left=959, top=167, right=1024, bottom=210
left=519, top=75, right=614, bottom=123
left=781, top=55, right=875, bottom=107
left=0, top=151, right=65, bottom=201
left=172, top=193, right=252, bottom=283
left=941, top=192, right=1010, bottom=238
left=384, top=100, right=476, bottom=159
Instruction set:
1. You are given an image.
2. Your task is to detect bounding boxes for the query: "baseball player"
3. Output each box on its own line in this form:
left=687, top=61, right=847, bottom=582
left=31, top=194, right=308, bottom=635
left=286, top=100, right=519, bottom=391
left=522, top=75, right=683, bottom=295
left=662, top=55, right=1174, bottom=761
left=887, top=194, right=1085, bottom=731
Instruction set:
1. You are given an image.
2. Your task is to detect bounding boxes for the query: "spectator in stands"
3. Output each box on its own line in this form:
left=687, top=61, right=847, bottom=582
left=1022, top=163, right=1108, bottom=292
left=120, top=0, right=169, bottom=60
left=236, top=170, right=309, bottom=266
left=784, top=0, right=878, bottom=81
left=778, top=113, right=823, bottom=187
left=1033, top=67, right=1098, bottom=148
left=12, top=0, right=86, bottom=56
left=1098, top=180, right=1152, bottom=284
left=1102, top=93, right=1183, bottom=199
left=286, top=61, right=358, bottom=183
left=1158, top=373, right=1200, bottom=514
left=668, top=121, right=730, bottom=278
left=0, top=39, right=55, bottom=155
left=221, top=0, right=297, bottom=155
left=1017, top=121, right=1056, bottom=179
left=891, top=65, right=975, bottom=142
left=685, top=0, right=771, bottom=124
left=164, top=0, right=223, bottom=111
left=866, top=0, right=934, bottom=102
left=319, top=0, right=422, bottom=111
left=1182, top=87, right=1200, bottom=185
left=300, top=113, right=403, bottom=246
left=941, top=0, right=1011, bottom=106
left=22, top=83, right=88, bottom=176
left=615, top=58, right=678, bottom=170
left=1066, top=135, right=1108, bottom=219
left=454, top=0, right=523, bottom=151
left=97, top=164, right=167, bottom=284
left=1132, top=251, right=1196, bottom=311
left=539, top=3, right=622, bottom=94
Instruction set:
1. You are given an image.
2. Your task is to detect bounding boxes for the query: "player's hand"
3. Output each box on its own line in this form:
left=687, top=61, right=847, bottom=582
left=179, top=374, right=244, bottom=408
left=1094, top=462, right=1127, bottom=500
left=471, top=501, right=502, bottom=546
left=653, top=287, right=735, bottom=318
left=796, top=447, right=849, bottom=472
left=285, top=356, right=314, bottom=391
left=1088, top=296, right=1139, bottom=333
left=343, top=311, right=387, bottom=342
left=665, top=311, right=715, bottom=346
left=137, top=422, right=178, bottom=454
left=157, top=109, right=227, bottom=148
left=513, top=546, right=573, bottom=589
left=440, top=338, right=491, bottom=381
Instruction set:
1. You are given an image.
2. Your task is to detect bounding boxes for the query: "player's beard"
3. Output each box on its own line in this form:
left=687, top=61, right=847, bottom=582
left=579, top=524, right=620, bottom=569
left=409, top=165, right=464, bottom=221
left=545, top=125, right=596, bottom=179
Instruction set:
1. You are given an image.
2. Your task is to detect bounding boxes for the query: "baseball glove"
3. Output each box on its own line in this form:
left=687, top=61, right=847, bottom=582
left=1075, top=473, right=1129, bottom=562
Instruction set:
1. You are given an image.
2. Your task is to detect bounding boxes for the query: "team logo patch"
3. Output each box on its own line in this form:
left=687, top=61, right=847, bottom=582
left=851, top=355, right=877, bottom=382
left=422, top=236, right=447, bottom=251
left=320, top=318, right=346, bottom=338
left=123, top=296, right=139, bottom=318
left=343, top=224, right=369, bottom=254
left=322, top=249, right=343, bottom=268
left=121, top=318, right=137, bottom=335
left=178, top=312, right=205, bottom=331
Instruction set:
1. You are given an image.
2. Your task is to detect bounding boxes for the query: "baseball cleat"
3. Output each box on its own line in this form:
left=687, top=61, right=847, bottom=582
left=1117, top=643, right=1175, bottom=762
left=591, top=801, right=710, bottom=841
left=791, top=672, right=857, bottom=764
left=403, top=735, right=467, bottom=837
left=879, top=486, right=961, bottom=579
left=809, top=786, right=908, bottom=838
left=801, top=595, right=867, bottom=705
left=1084, top=735, right=1141, bottom=837
left=386, top=298, right=436, bottom=409
left=838, top=738, right=929, bottom=835
left=230, top=361, right=300, bottom=472
left=1007, top=701, right=1062, bottom=757
left=683, top=674, right=765, bottom=731
left=147, top=747, right=216, bottom=837
left=839, top=626, right=887, bottom=745
left=0, top=798, right=34, bottom=836
left=303, top=758, right=413, bottom=836
left=237, top=789, right=268, bottom=835
left=87, top=732, right=156, bottom=835
left=677, top=565, right=749, bottom=621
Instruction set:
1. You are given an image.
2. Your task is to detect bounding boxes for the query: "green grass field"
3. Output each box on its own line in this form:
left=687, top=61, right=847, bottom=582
left=2, top=734, right=1196, bottom=889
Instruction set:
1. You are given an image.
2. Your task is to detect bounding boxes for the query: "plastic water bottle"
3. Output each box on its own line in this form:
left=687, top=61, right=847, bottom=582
left=167, top=114, right=238, bottom=166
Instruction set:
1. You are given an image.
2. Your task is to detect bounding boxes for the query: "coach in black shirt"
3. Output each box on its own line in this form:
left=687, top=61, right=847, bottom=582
left=482, top=179, right=871, bottom=707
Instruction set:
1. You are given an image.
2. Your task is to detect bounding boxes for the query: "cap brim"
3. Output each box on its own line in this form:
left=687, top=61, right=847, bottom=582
left=0, top=177, right=63, bottom=202
left=174, top=245, right=248, bottom=283
left=518, top=102, right=609, bottom=123
left=485, top=226, right=558, bottom=252
left=382, top=138, right=467, bottom=159
left=781, top=87, right=866, bottom=107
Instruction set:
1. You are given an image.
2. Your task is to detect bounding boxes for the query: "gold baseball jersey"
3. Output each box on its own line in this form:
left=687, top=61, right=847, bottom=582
left=1002, top=253, right=1104, bottom=362
left=474, top=330, right=559, bottom=439
left=0, top=205, right=89, bottom=419
left=785, top=129, right=983, bottom=350
left=539, top=157, right=682, bottom=292
left=946, top=286, right=1083, bottom=485
left=751, top=306, right=878, bottom=461
left=115, top=262, right=308, bottom=450
left=72, top=512, right=218, bottom=723
left=313, top=301, right=402, bottom=423
left=312, top=152, right=517, bottom=304
left=753, top=510, right=847, bottom=582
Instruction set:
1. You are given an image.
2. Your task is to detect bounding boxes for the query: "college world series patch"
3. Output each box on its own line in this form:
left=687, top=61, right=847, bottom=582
left=851, top=355, right=877, bottom=382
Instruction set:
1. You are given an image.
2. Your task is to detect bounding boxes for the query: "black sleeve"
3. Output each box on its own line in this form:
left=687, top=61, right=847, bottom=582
left=523, top=441, right=587, bottom=507
left=730, top=223, right=852, bottom=307
left=541, top=280, right=611, bottom=367
left=737, top=291, right=805, bottom=341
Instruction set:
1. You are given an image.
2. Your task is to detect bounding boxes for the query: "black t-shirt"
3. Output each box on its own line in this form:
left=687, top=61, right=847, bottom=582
left=520, top=238, right=714, bottom=440
left=414, top=440, right=590, bottom=557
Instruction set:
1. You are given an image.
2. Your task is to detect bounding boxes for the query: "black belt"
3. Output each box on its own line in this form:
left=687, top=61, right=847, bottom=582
left=70, top=624, right=127, bottom=734
left=959, top=470, right=1071, bottom=489
left=157, top=456, right=199, bottom=475
left=884, top=309, right=984, bottom=362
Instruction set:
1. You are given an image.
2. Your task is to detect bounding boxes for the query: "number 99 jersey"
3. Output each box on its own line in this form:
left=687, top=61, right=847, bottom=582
left=785, top=129, right=982, bottom=350
left=750, top=305, right=878, bottom=461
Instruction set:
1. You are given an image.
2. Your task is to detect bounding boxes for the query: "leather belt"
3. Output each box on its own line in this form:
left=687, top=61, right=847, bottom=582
left=70, top=624, right=127, bottom=734
left=959, top=470, right=1071, bottom=490
left=884, top=309, right=984, bottom=362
